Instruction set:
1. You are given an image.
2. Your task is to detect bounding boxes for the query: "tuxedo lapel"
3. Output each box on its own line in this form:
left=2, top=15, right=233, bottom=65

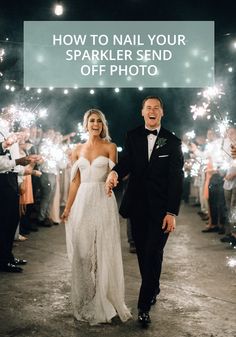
left=137, top=126, right=149, bottom=165
left=149, top=127, right=166, bottom=163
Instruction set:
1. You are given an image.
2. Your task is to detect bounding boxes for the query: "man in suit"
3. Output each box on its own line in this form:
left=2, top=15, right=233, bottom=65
left=0, top=113, right=41, bottom=273
left=106, top=96, right=184, bottom=327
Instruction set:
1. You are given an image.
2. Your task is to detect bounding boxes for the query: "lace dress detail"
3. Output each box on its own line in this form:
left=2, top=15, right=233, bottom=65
left=65, top=156, right=131, bottom=325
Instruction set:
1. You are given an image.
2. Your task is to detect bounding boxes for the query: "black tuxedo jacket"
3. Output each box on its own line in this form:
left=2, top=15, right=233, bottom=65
left=113, top=125, right=184, bottom=219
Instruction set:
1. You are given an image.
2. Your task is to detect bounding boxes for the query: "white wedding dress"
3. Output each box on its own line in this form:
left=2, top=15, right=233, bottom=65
left=65, top=156, right=131, bottom=325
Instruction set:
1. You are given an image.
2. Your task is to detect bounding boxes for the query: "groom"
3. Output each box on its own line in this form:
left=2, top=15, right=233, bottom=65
left=106, top=96, right=184, bottom=327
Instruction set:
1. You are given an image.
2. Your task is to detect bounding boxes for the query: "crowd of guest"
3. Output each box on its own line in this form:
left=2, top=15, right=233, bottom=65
left=0, top=107, right=74, bottom=272
left=182, top=126, right=236, bottom=249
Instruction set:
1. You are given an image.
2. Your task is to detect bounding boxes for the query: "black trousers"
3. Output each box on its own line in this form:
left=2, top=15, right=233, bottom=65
left=130, top=212, right=169, bottom=312
left=208, top=174, right=227, bottom=226
left=0, top=173, right=19, bottom=266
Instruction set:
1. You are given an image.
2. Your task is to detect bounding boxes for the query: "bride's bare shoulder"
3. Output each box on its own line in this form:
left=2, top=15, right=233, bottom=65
left=103, top=140, right=117, bottom=149
left=107, top=142, right=117, bottom=151
left=103, top=142, right=117, bottom=158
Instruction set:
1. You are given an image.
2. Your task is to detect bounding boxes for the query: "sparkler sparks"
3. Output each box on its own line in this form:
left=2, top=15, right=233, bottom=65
left=1, top=104, right=48, bottom=129
left=190, top=102, right=210, bottom=120
left=216, top=116, right=232, bottom=138
left=40, top=139, right=66, bottom=170
left=0, top=48, right=5, bottom=62
left=190, top=85, right=225, bottom=120
left=201, top=86, right=225, bottom=101
left=77, top=122, right=88, bottom=141
left=185, top=130, right=196, bottom=140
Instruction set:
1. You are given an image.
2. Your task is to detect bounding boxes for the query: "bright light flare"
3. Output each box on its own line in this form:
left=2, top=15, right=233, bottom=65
left=227, top=257, right=236, bottom=268
left=38, top=109, right=48, bottom=118
left=54, top=3, right=64, bottom=16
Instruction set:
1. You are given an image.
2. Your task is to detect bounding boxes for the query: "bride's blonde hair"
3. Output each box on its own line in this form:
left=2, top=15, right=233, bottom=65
left=83, top=109, right=111, bottom=141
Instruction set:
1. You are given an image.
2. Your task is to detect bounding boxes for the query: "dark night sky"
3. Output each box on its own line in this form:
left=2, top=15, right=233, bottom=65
left=0, top=0, right=235, bottom=145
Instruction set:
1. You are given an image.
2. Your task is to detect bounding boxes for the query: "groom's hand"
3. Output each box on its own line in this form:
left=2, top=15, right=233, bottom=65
left=162, top=214, right=176, bottom=233
left=105, top=171, right=119, bottom=197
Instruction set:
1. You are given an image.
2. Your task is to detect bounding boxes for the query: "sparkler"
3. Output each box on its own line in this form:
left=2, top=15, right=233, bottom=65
left=185, top=130, right=196, bottom=141
left=190, top=84, right=236, bottom=167
left=0, top=48, right=4, bottom=62
left=77, top=122, right=88, bottom=141
left=40, top=139, right=67, bottom=170
left=190, top=102, right=210, bottom=120
left=1, top=103, right=48, bottom=129
left=190, top=85, right=225, bottom=120
left=201, top=86, right=225, bottom=101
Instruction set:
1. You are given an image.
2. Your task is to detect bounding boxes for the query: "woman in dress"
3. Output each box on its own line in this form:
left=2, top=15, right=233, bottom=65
left=61, top=109, right=131, bottom=325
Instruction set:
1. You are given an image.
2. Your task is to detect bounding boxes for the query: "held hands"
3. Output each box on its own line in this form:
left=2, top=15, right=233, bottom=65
left=162, top=214, right=176, bottom=233
left=105, top=171, right=119, bottom=197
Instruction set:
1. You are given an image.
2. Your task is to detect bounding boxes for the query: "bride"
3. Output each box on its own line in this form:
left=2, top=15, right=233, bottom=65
left=61, top=109, right=131, bottom=325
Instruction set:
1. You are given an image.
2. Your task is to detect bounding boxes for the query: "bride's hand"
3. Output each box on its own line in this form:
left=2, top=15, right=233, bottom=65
left=61, top=208, right=70, bottom=222
left=105, top=171, right=119, bottom=197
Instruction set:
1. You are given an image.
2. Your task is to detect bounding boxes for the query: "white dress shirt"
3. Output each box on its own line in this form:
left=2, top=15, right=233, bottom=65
left=0, top=122, right=24, bottom=182
left=145, top=126, right=161, bottom=160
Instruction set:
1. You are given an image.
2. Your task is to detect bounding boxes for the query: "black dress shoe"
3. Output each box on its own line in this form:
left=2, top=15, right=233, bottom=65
left=28, top=224, right=39, bottom=232
left=38, top=220, right=52, bottom=227
left=138, top=311, right=151, bottom=328
left=218, top=228, right=225, bottom=235
left=221, top=235, right=234, bottom=243
left=202, top=226, right=219, bottom=233
left=14, top=258, right=27, bottom=265
left=20, top=228, right=30, bottom=235
left=201, top=215, right=209, bottom=221
left=229, top=236, right=236, bottom=248
left=0, top=263, right=23, bottom=273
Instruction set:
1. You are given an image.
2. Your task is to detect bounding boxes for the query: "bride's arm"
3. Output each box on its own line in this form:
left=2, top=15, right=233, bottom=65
left=105, top=143, right=118, bottom=196
left=108, top=142, right=118, bottom=166
left=61, top=170, right=80, bottom=221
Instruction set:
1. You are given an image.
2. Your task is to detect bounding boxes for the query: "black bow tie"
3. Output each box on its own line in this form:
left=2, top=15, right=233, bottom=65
left=145, top=129, right=158, bottom=136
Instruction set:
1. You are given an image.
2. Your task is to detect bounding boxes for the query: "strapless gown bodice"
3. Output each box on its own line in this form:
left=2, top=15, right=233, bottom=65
left=71, top=155, right=115, bottom=184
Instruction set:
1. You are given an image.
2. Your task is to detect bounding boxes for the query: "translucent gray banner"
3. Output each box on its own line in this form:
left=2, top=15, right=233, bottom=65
left=24, top=21, right=214, bottom=88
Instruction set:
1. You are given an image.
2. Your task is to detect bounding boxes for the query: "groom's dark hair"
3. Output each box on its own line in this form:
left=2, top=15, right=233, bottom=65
left=142, top=96, right=164, bottom=109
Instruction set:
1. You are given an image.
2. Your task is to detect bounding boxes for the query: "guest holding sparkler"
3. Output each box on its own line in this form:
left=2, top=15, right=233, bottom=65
left=0, top=108, right=41, bottom=273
